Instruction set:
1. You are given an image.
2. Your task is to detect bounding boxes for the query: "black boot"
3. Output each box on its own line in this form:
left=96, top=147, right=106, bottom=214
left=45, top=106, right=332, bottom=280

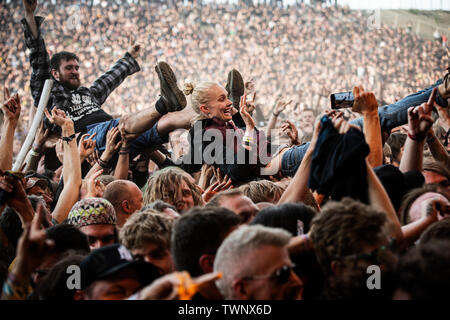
left=225, top=69, right=245, bottom=110
left=155, top=61, right=187, bottom=114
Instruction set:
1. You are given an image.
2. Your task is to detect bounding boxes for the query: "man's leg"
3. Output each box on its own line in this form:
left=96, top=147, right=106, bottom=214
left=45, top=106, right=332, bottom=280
left=86, top=119, right=120, bottom=153
left=119, top=61, right=187, bottom=135
left=350, top=79, right=443, bottom=132
left=86, top=119, right=169, bottom=168
left=278, top=142, right=311, bottom=177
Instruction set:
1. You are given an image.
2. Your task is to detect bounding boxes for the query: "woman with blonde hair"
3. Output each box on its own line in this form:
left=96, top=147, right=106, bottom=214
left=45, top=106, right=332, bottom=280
left=156, top=71, right=305, bottom=184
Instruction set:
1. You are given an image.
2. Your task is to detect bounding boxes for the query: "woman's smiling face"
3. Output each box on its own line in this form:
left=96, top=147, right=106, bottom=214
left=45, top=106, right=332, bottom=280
left=202, top=84, right=234, bottom=121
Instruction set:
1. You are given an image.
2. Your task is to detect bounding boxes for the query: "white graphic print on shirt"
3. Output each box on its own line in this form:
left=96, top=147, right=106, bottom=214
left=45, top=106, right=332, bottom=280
left=69, top=93, right=101, bottom=122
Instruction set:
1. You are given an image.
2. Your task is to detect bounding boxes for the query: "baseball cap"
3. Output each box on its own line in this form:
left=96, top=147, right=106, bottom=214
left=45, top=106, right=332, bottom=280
left=79, top=244, right=160, bottom=290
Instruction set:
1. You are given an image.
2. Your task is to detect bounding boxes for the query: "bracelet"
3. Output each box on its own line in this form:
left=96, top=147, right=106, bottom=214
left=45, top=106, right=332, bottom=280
left=407, top=132, right=426, bottom=141
left=98, top=158, right=110, bottom=169
left=32, top=143, right=43, bottom=153
left=29, top=149, right=41, bottom=157
left=62, top=134, right=76, bottom=143
left=273, top=112, right=279, bottom=117
left=119, top=151, right=130, bottom=155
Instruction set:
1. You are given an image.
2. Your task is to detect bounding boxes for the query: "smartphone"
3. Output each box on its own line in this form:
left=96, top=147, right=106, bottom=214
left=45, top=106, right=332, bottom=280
left=330, top=91, right=354, bottom=109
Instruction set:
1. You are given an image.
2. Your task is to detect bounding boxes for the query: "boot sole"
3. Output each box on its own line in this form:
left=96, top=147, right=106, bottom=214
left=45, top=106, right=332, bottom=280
left=228, top=69, right=244, bottom=109
left=156, top=62, right=187, bottom=111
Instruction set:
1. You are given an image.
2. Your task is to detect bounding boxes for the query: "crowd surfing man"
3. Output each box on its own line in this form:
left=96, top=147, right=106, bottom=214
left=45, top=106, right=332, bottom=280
left=22, top=0, right=187, bottom=163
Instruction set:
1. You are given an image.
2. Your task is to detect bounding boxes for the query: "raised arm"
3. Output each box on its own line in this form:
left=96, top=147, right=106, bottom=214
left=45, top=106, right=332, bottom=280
left=21, top=1, right=51, bottom=108
left=24, top=120, right=49, bottom=173
left=399, top=88, right=436, bottom=173
left=0, top=89, right=21, bottom=171
left=23, top=0, right=38, bottom=39
left=278, top=119, right=320, bottom=204
left=1, top=204, right=54, bottom=300
left=1, top=175, right=34, bottom=226
left=89, top=38, right=142, bottom=105
left=400, top=196, right=448, bottom=248
left=85, top=127, right=122, bottom=179
left=352, top=85, right=383, bottom=168
left=426, top=102, right=450, bottom=167
left=44, top=109, right=81, bottom=223
left=265, top=99, right=291, bottom=138
left=281, top=120, right=301, bottom=146
left=113, top=135, right=131, bottom=180
left=426, top=129, right=450, bottom=167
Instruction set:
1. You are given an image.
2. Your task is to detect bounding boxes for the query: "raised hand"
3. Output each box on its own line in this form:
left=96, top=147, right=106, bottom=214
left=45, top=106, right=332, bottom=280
left=273, top=98, right=292, bottom=117
left=44, top=107, right=73, bottom=128
left=281, top=120, right=301, bottom=146
left=407, top=88, right=436, bottom=140
left=102, top=127, right=122, bottom=161
left=33, top=121, right=50, bottom=151
left=245, top=79, right=255, bottom=95
left=328, top=110, right=360, bottom=135
left=239, top=93, right=255, bottom=130
left=2, top=87, right=21, bottom=125
left=78, top=132, right=97, bottom=162
left=245, top=92, right=257, bottom=115
left=420, top=196, right=450, bottom=221
left=4, top=174, right=30, bottom=214
left=352, top=85, right=378, bottom=115
left=87, top=149, right=100, bottom=167
left=85, top=168, right=104, bottom=198
left=15, top=203, right=55, bottom=275
left=23, top=0, right=37, bottom=15
left=128, top=35, right=141, bottom=60
left=202, top=168, right=233, bottom=203
left=434, top=102, right=450, bottom=128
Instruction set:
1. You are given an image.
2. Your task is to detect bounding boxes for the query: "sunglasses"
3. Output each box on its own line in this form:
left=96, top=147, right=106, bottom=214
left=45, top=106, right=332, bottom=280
left=242, top=264, right=295, bottom=285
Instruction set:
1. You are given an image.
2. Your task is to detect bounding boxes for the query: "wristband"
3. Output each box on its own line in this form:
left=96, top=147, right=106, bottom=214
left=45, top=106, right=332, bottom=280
left=407, top=132, right=425, bottom=141
left=98, top=158, right=110, bottom=169
left=62, top=134, right=76, bottom=143
left=29, top=149, right=41, bottom=157
left=273, top=112, right=279, bottom=117
left=32, top=143, right=43, bottom=152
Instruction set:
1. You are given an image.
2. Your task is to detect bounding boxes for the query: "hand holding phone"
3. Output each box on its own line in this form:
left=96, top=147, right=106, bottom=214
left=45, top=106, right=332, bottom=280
left=330, top=91, right=354, bottom=109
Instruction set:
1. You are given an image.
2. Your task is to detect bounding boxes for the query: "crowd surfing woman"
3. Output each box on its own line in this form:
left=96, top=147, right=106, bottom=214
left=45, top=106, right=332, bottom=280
left=156, top=73, right=310, bottom=184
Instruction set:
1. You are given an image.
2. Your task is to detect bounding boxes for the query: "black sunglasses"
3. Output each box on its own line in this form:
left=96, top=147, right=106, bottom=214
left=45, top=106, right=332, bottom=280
left=242, top=264, right=295, bottom=285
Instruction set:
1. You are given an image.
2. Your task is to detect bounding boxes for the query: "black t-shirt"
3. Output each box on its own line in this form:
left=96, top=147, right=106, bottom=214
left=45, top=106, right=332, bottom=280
left=64, top=91, right=113, bottom=134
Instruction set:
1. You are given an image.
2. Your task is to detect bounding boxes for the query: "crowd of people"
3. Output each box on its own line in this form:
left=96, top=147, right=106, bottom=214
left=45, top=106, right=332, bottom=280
left=0, top=0, right=449, bottom=301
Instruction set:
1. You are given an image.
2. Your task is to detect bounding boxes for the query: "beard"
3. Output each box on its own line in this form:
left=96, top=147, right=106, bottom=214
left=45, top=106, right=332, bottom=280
left=60, top=76, right=81, bottom=90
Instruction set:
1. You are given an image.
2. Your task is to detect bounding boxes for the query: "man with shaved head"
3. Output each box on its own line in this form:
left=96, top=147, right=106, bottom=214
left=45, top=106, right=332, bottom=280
left=103, top=180, right=144, bottom=228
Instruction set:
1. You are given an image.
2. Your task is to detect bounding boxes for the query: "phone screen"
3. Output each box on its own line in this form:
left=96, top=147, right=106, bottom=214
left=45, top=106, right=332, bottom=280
left=330, top=91, right=354, bottom=109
